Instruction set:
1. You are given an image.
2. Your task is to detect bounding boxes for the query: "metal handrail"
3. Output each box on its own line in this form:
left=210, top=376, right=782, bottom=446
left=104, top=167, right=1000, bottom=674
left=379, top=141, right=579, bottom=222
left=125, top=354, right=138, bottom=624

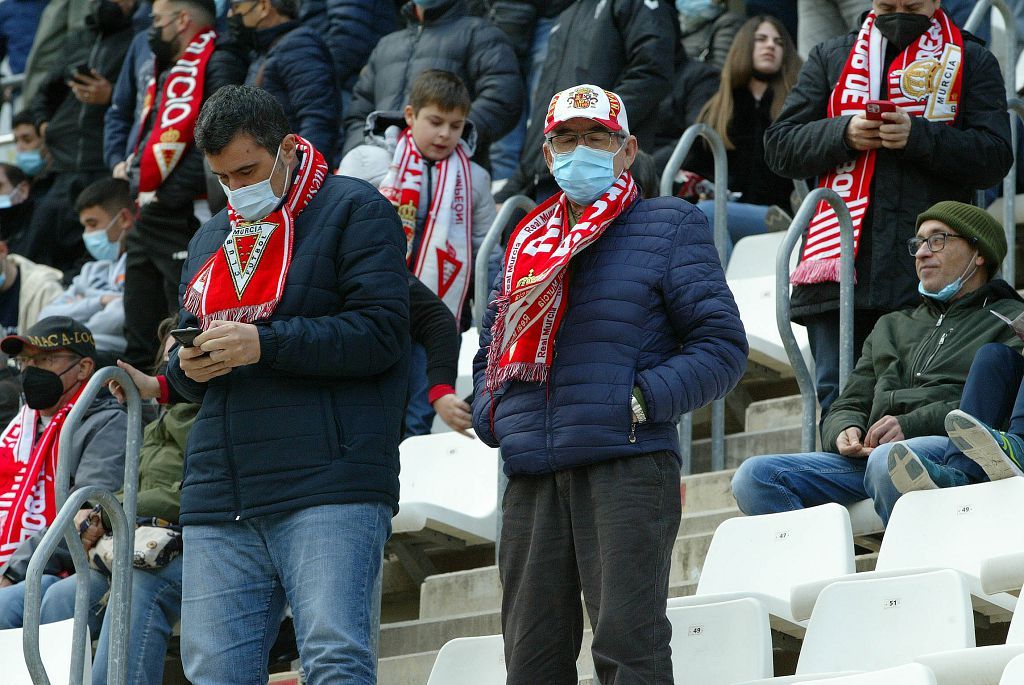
left=658, top=123, right=731, bottom=473
left=966, top=0, right=1018, bottom=284
left=473, top=195, right=535, bottom=328
left=776, top=188, right=856, bottom=452
left=23, top=367, right=143, bottom=685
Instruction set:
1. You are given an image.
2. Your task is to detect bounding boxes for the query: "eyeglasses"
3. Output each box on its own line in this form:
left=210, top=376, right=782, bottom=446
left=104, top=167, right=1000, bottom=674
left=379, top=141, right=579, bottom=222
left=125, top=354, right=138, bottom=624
left=907, top=233, right=977, bottom=256
left=13, top=352, right=80, bottom=371
left=545, top=131, right=624, bottom=155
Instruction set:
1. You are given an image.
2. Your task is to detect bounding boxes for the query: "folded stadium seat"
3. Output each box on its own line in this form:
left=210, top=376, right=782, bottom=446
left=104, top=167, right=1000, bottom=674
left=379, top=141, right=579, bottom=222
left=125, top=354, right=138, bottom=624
left=2, top=618, right=90, bottom=685
left=736, top=569, right=975, bottom=685
left=790, top=479, right=1024, bottom=623
left=726, top=233, right=812, bottom=377
left=1001, top=653, right=1024, bottom=685
left=668, top=503, right=856, bottom=638
left=426, top=635, right=505, bottom=685
left=667, top=598, right=773, bottom=683
left=981, top=551, right=1024, bottom=595
left=845, top=499, right=885, bottom=537
left=391, top=432, right=499, bottom=543
left=798, top=663, right=937, bottom=685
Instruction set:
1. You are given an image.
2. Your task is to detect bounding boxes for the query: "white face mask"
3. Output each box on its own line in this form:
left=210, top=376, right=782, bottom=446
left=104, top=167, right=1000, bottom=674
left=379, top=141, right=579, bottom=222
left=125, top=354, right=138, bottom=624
left=219, top=146, right=288, bottom=221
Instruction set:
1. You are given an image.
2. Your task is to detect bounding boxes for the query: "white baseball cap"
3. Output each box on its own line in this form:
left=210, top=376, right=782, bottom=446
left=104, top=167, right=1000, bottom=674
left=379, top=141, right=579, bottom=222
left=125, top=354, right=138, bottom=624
left=544, top=84, right=629, bottom=135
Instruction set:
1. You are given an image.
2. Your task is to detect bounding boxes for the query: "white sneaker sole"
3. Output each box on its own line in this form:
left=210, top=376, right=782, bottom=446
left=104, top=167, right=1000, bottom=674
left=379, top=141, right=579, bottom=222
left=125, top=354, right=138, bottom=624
left=887, top=442, right=938, bottom=494
left=944, top=409, right=1023, bottom=481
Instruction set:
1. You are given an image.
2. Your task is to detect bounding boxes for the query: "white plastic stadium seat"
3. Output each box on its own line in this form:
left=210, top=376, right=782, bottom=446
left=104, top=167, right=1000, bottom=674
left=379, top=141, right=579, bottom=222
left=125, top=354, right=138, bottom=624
left=1001, top=654, right=1024, bottom=685
left=392, top=432, right=499, bottom=543
left=426, top=635, right=505, bottom=685
left=0, top=618, right=91, bottom=685
left=791, top=479, right=1024, bottom=622
left=799, top=664, right=937, bottom=685
left=667, top=598, right=773, bottom=683
left=726, top=233, right=812, bottom=376
left=738, top=569, right=974, bottom=685
left=845, top=499, right=884, bottom=537
left=669, top=503, right=855, bottom=637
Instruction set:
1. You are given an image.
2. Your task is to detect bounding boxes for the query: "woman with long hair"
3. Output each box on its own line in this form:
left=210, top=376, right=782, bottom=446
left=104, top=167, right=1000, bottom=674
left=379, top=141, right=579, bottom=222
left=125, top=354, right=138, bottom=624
left=687, top=15, right=802, bottom=242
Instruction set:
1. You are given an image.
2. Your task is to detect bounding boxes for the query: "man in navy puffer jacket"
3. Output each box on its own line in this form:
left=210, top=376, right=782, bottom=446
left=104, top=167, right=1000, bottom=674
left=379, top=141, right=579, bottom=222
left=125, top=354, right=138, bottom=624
left=166, top=86, right=409, bottom=685
left=472, top=85, right=747, bottom=683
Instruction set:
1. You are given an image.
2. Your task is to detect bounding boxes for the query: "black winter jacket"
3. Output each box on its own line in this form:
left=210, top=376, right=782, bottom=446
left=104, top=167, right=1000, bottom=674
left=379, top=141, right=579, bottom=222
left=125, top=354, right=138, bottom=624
left=342, top=0, right=522, bottom=165
left=249, top=21, right=340, bottom=160
left=496, top=0, right=677, bottom=202
left=651, top=54, right=719, bottom=174
left=29, top=10, right=135, bottom=173
left=167, top=171, right=410, bottom=523
left=765, top=29, right=1012, bottom=321
left=298, top=0, right=398, bottom=91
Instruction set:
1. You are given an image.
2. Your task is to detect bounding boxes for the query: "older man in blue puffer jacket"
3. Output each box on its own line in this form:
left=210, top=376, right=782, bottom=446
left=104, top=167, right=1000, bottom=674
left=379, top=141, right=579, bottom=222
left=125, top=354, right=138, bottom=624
left=472, top=84, right=748, bottom=684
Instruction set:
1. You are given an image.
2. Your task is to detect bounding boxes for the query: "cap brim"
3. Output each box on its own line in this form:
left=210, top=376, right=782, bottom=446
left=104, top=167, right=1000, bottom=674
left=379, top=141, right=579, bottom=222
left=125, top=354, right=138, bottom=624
left=0, top=335, right=28, bottom=357
left=543, top=116, right=625, bottom=135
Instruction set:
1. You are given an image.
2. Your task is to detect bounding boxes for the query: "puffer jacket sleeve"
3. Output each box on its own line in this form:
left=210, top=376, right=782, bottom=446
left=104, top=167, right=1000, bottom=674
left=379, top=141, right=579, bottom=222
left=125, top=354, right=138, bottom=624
left=104, top=32, right=145, bottom=169
left=342, top=52, right=378, bottom=155
left=610, top=0, right=676, bottom=137
left=275, top=31, right=340, bottom=159
left=471, top=270, right=503, bottom=447
left=764, top=40, right=858, bottom=180
left=322, top=0, right=397, bottom=90
left=633, top=206, right=747, bottom=423
left=463, top=20, right=523, bottom=144
left=256, top=193, right=410, bottom=378
left=900, top=45, right=1012, bottom=188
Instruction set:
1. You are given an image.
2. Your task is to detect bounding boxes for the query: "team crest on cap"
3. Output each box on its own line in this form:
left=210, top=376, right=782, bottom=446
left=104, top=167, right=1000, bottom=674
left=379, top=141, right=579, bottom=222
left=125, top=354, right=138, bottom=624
left=568, top=87, right=600, bottom=110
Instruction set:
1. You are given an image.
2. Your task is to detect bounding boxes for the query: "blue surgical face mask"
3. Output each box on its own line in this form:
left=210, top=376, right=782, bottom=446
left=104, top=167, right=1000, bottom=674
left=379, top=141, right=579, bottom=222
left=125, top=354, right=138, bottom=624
left=918, top=251, right=979, bottom=303
left=415, top=0, right=448, bottom=9
left=0, top=195, right=10, bottom=210
left=676, top=0, right=719, bottom=32
left=551, top=139, right=624, bottom=206
left=15, top=150, right=44, bottom=177
left=83, top=214, right=123, bottom=262
left=218, top=146, right=287, bottom=222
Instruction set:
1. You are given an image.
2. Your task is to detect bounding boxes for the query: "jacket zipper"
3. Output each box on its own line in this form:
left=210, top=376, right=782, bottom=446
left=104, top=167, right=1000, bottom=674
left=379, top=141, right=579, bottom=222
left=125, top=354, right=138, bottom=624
left=399, top=24, right=424, bottom=113
left=918, top=328, right=953, bottom=378
left=908, top=313, right=944, bottom=383
left=222, top=377, right=243, bottom=520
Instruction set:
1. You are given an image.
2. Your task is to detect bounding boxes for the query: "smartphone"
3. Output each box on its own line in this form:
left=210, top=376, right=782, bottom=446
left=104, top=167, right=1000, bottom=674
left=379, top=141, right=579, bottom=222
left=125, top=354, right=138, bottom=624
left=170, top=327, right=202, bottom=348
left=865, top=99, right=897, bottom=120
left=74, top=63, right=91, bottom=77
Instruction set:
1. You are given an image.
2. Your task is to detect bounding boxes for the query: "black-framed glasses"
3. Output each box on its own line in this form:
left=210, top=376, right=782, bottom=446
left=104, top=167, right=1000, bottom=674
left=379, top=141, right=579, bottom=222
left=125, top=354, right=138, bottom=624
left=907, top=233, right=977, bottom=256
left=545, top=131, right=624, bottom=155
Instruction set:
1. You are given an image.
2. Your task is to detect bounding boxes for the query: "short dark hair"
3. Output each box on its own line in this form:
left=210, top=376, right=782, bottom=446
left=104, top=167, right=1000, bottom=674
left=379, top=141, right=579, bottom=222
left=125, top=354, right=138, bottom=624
left=0, top=163, right=28, bottom=189
left=270, top=0, right=298, bottom=18
left=194, top=85, right=290, bottom=156
left=410, top=70, right=471, bottom=115
left=74, top=177, right=133, bottom=215
left=168, top=0, right=216, bottom=25
left=11, top=110, right=36, bottom=132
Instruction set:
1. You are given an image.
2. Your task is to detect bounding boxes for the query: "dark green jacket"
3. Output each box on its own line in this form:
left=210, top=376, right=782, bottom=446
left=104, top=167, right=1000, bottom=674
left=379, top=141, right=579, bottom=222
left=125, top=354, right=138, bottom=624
left=822, top=280, right=1024, bottom=453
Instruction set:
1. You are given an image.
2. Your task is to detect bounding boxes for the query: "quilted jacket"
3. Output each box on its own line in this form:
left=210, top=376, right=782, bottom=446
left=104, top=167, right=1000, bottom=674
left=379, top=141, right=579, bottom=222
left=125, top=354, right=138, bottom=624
left=166, top=171, right=410, bottom=524
left=471, top=195, right=748, bottom=475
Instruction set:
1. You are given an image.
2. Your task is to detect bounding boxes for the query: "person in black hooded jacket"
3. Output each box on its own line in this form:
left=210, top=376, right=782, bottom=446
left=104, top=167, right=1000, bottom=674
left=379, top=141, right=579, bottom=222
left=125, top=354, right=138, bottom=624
left=341, top=0, right=522, bottom=170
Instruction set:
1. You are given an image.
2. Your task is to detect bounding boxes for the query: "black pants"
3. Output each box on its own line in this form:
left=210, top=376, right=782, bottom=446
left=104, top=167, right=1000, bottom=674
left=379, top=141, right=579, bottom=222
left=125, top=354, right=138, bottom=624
left=803, top=308, right=886, bottom=418
left=123, top=201, right=198, bottom=368
left=21, top=170, right=105, bottom=278
left=500, top=452, right=682, bottom=685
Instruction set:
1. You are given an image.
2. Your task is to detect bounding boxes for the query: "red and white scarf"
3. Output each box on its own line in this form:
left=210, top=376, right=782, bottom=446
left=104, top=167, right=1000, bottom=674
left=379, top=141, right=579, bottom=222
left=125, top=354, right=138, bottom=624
left=0, top=387, right=84, bottom=565
left=134, top=28, right=217, bottom=201
left=184, top=136, right=329, bottom=328
left=379, top=129, right=473, bottom=325
left=792, top=9, right=964, bottom=284
left=485, top=172, right=639, bottom=391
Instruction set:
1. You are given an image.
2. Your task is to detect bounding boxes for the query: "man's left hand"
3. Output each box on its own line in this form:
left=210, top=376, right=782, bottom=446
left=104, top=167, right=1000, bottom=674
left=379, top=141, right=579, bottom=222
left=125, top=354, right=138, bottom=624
left=864, top=415, right=904, bottom=448
left=68, top=70, right=112, bottom=106
left=196, top=321, right=262, bottom=368
left=879, top=108, right=912, bottom=150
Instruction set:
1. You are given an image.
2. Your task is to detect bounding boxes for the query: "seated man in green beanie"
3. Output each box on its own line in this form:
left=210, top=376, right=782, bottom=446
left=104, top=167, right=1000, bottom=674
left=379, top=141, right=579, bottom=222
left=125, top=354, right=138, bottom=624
left=732, top=200, right=1023, bottom=524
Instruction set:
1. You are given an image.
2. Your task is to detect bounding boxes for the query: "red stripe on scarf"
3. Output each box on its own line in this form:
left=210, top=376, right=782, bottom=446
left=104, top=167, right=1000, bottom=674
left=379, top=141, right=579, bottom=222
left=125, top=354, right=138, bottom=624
left=791, top=9, right=963, bottom=285
left=184, top=135, right=329, bottom=327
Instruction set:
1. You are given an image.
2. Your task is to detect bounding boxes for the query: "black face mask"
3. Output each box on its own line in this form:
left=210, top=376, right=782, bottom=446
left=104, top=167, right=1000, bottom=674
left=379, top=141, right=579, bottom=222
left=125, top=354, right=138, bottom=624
left=875, top=12, right=933, bottom=51
left=21, top=360, right=79, bottom=411
left=92, top=0, right=127, bottom=33
left=228, top=14, right=256, bottom=52
left=147, top=22, right=179, bottom=73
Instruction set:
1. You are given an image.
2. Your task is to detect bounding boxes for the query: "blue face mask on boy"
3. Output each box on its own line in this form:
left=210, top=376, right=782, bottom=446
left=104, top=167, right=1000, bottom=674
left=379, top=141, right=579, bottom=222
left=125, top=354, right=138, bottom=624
left=15, top=150, right=44, bottom=177
left=918, top=251, right=979, bottom=303
left=551, top=138, right=624, bottom=206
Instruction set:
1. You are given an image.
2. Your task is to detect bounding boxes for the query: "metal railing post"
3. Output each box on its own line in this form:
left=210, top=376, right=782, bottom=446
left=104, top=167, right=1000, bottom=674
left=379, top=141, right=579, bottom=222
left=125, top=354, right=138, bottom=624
left=776, top=189, right=856, bottom=452
left=659, top=124, right=731, bottom=473
left=966, top=0, right=1018, bottom=284
left=23, top=367, right=142, bottom=685
left=476, top=196, right=535, bottom=552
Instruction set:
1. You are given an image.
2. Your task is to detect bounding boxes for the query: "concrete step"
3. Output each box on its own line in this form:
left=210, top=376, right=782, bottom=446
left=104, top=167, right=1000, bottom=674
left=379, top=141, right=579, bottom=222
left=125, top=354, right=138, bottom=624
left=690, top=424, right=805, bottom=475
left=681, top=469, right=737, bottom=513
left=745, top=394, right=804, bottom=433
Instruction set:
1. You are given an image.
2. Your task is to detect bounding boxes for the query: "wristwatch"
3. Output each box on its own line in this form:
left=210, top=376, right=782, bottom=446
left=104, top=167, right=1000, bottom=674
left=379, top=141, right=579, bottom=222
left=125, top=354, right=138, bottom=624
left=630, top=388, right=647, bottom=424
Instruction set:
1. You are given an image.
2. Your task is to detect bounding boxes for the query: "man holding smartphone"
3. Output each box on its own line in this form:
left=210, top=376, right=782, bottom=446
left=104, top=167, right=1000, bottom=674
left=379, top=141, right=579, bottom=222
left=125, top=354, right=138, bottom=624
left=765, top=0, right=1012, bottom=419
left=166, top=85, right=408, bottom=685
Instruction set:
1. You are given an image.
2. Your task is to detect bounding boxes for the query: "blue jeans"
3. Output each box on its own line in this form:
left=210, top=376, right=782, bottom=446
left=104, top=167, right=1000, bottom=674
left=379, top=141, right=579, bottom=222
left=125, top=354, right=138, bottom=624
left=731, top=435, right=950, bottom=524
left=181, top=502, right=392, bottom=685
left=696, top=200, right=770, bottom=244
left=405, top=343, right=435, bottom=437
left=0, top=569, right=107, bottom=634
left=93, top=555, right=183, bottom=685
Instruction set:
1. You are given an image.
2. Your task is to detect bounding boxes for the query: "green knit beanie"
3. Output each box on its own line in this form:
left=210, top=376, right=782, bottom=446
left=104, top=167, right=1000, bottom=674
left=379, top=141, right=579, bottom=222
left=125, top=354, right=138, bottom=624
left=916, top=200, right=1006, bottom=272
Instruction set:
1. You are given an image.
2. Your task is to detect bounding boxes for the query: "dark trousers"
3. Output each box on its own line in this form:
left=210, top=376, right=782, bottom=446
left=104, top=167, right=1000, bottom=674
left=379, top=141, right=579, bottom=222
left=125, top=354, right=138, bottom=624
left=22, top=170, right=105, bottom=278
left=500, top=452, right=682, bottom=685
left=803, top=308, right=886, bottom=418
left=123, top=202, right=198, bottom=368
left=946, top=342, right=1024, bottom=479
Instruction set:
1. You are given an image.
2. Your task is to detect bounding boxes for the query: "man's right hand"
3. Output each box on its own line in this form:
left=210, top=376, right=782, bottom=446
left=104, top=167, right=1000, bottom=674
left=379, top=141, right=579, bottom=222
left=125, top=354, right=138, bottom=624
left=108, top=359, right=161, bottom=403
left=836, top=426, right=872, bottom=458
left=179, top=344, right=232, bottom=383
left=844, top=113, right=883, bottom=151
left=112, top=161, right=128, bottom=180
